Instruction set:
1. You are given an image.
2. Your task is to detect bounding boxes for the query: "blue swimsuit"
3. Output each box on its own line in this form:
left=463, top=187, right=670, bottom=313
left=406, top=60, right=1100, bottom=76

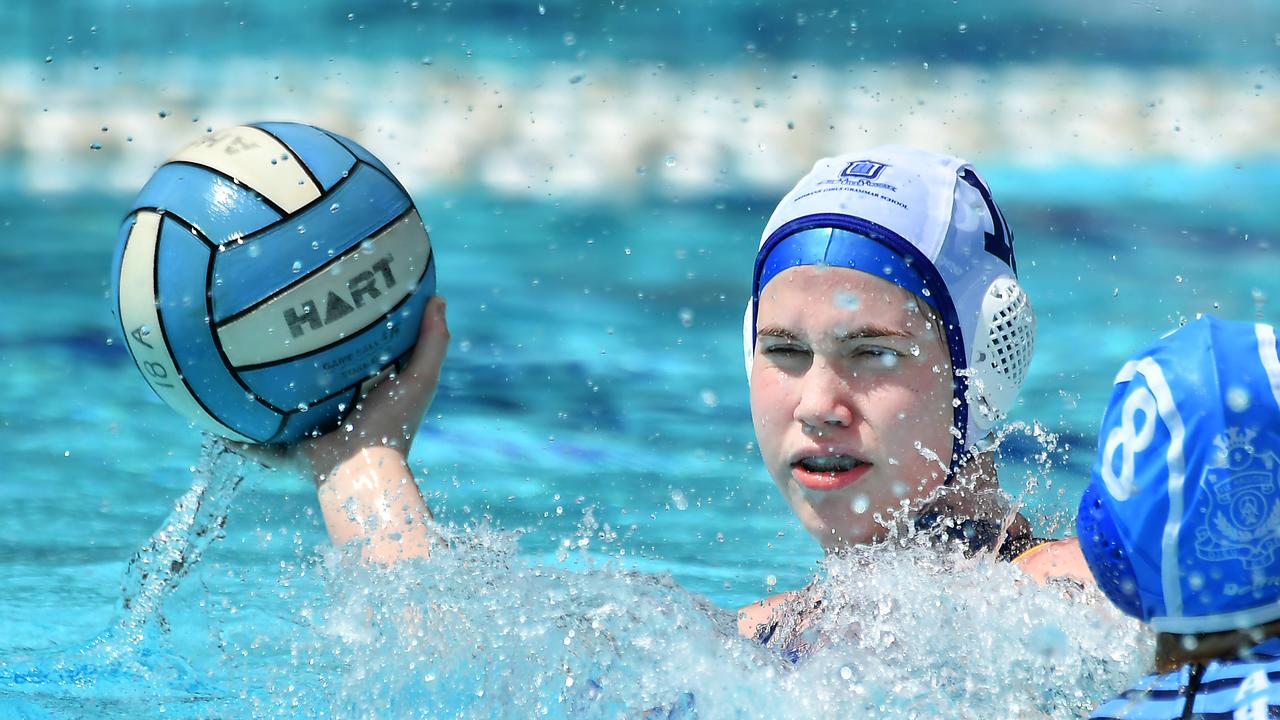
left=1091, top=638, right=1280, bottom=719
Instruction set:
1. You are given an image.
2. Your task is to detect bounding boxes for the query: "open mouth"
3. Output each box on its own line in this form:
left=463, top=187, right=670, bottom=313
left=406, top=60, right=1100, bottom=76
left=794, top=455, right=863, bottom=473
left=790, top=454, right=870, bottom=491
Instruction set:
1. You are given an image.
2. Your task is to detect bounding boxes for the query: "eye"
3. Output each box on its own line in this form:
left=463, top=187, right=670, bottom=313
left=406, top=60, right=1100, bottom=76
left=851, top=345, right=898, bottom=358
left=850, top=345, right=904, bottom=368
left=762, top=343, right=810, bottom=358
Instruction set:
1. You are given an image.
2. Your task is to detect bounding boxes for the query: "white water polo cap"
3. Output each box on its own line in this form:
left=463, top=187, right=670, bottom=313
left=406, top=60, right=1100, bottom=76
left=745, top=145, right=1036, bottom=458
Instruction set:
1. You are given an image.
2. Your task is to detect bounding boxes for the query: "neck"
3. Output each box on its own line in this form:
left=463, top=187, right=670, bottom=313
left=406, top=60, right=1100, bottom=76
left=913, top=450, right=1032, bottom=555
left=1155, top=620, right=1280, bottom=673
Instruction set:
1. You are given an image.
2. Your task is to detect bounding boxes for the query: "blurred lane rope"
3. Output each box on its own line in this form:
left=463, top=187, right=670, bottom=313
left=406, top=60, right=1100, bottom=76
left=4, top=60, right=1276, bottom=197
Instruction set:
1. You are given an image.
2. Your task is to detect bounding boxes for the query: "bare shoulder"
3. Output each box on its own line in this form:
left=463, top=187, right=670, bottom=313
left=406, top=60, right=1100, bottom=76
left=1015, top=537, right=1095, bottom=586
left=737, top=591, right=795, bottom=639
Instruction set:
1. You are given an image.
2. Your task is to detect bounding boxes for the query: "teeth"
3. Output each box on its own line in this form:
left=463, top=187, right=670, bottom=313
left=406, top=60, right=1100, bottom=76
left=797, top=455, right=860, bottom=472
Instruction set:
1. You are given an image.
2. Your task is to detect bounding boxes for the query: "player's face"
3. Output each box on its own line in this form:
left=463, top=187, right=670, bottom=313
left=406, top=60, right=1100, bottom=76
left=749, top=266, right=955, bottom=551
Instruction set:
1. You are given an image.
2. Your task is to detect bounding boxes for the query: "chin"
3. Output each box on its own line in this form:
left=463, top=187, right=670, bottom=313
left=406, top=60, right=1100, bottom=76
left=804, top=514, right=885, bottom=551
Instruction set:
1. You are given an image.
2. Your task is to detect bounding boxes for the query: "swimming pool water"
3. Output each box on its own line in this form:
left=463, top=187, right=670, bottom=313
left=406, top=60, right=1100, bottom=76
left=0, top=163, right=1274, bottom=716
left=3, top=1, right=1280, bottom=715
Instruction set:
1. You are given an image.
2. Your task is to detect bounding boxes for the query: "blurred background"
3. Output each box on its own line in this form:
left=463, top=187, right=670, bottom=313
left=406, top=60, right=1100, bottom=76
left=1, top=0, right=1277, bottom=692
left=4, top=1, right=1279, bottom=196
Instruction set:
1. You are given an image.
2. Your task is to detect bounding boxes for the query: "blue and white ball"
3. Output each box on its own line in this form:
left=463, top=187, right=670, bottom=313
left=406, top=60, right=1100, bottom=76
left=111, top=122, right=436, bottom=444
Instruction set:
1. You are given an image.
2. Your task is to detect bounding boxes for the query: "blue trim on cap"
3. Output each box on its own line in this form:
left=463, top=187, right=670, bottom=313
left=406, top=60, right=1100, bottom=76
left=756, top=228, right=938, bottom=316
left=752, top=212, right=969, bottom=466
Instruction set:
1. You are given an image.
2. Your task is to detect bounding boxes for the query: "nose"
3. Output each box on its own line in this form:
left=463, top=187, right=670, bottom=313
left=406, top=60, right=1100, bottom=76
left=794, top=358, right=854, bottom=432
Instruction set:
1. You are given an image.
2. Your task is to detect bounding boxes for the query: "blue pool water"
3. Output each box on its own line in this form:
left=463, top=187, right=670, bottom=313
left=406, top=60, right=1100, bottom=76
left=2, top=2, right=1279, bottom=717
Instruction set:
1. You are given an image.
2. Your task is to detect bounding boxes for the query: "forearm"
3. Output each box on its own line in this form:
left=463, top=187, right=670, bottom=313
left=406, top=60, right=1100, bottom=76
left=315, top=445, right=435, bottom=563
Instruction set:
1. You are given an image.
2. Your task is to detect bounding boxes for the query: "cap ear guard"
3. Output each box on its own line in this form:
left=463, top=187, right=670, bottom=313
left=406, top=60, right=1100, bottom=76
left=1077, top=482, right=1147, bottom=621
left=967, top=276, right=1036, bottom=431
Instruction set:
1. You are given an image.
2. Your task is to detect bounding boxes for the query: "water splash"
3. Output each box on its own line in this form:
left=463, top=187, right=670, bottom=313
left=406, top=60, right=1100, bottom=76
left=244, top=525, right=1148, bottom=719
left=766, top=543, right=1149, bottom=717
left=0, top=437, right=252, bottom=716
left=1, top=429, right=1147, bottom=718
left=116, top=437, right=248, bottom=639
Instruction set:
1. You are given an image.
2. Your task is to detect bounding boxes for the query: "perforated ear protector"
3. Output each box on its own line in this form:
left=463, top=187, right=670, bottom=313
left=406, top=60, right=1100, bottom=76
left=968, top=276, right=1036, bottom=435
left=1076, top=482, right=1145, bottom=619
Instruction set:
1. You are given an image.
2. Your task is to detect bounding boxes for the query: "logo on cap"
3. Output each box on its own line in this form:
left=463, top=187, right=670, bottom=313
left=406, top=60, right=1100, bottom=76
left=840, top=160, right=888, bottom=180
left=1194, top=428, right=1280, bottom=572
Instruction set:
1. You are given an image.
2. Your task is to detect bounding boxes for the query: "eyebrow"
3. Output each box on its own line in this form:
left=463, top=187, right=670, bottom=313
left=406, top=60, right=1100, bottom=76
left=756, top=324, right=913, bottom=341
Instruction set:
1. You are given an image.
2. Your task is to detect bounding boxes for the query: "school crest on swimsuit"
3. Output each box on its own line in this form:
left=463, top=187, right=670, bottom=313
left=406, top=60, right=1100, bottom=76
left=1194, top=428, right=1280, bottom=570
left=840, top=160, right=887, bottom=180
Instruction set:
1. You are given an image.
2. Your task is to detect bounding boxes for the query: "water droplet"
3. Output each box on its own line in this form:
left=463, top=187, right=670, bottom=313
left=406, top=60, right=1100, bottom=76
left=957, top=22, right=969, bottom=33
left=670, top=489, right=689, bottom=510
left=623, top=247, right=633, bottom=256
left=329, top=202, right=341, bottom=214
left=420, top=56, right=433, bottom=66
left=834, top=291, right=860, bottom=310
left=1227, top=386, right=1251, bottom=412
left=296, top=402, right=309, bottom=412
left=88, top=143, right=102, bottom=151
left=840, top=666, right=854, bottom=681
left=347, top=12, right=355, bottom=20
left=568, top=73, right=585, bottom=84
left=563, top=32, right=576, bottom=46
left=291, top=260, right=302, bottom=274
left=663, top=155, right=677, bottom=168
left=538, top=2, right=546, bottom=14
left=679, top=308, right=694, bottom=327
left=296, top=224, right=306, bottom=235
left=765, top=574, right=777, bottom=587
left=851, top=494, right=869, bottom=514
left=700, top=389, right=718, bottom=408
left=158, top=110, right=169, bottom=119
left=44, top=56, right=53, bottom=64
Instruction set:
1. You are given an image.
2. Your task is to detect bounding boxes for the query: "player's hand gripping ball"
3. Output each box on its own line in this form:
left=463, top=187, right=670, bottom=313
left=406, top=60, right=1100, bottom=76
left=111, top=122, right=436, bottom=444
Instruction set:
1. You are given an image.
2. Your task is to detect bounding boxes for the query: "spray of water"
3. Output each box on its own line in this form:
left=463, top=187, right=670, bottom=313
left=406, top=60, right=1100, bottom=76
left=116, top=436, right=249, bottom=640
left=228, top=516, right=1150, bottom=719
left=2, top=423, right=1151, bottom=719
left=0, top=437, right=252, bottom=715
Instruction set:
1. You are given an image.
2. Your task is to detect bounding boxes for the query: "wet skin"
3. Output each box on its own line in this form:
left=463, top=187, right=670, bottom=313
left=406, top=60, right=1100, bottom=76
left=749, top=265, right=956, bottom=551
